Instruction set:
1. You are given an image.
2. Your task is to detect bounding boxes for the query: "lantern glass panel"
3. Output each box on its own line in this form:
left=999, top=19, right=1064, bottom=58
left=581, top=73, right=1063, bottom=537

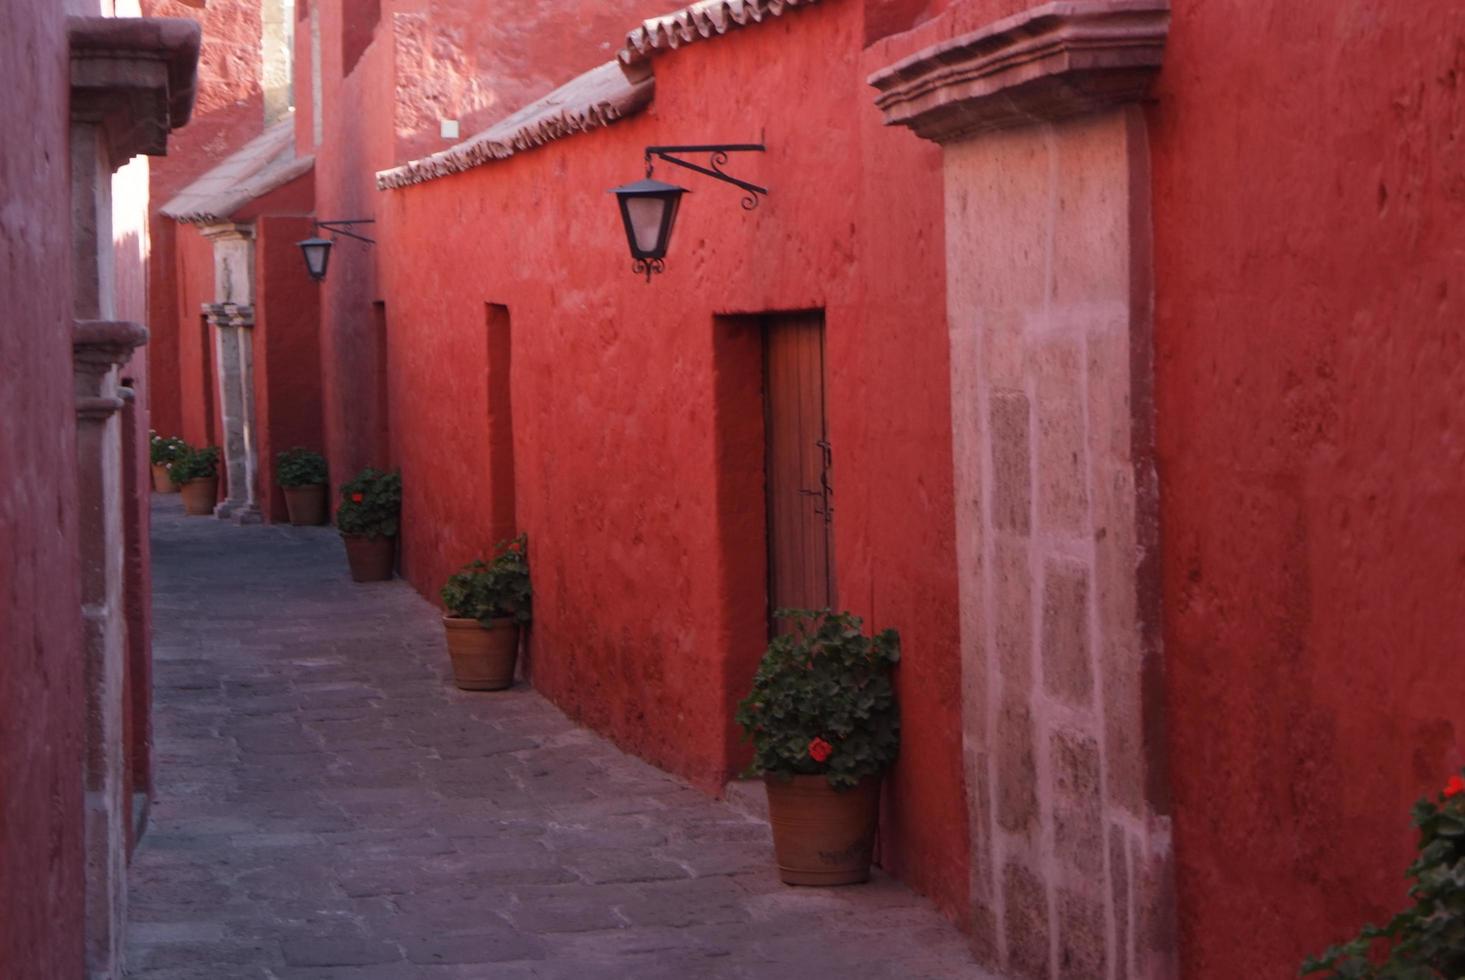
left=625, top=196, right=668, bottom=255
left=299, top=237, right=332, bottom=281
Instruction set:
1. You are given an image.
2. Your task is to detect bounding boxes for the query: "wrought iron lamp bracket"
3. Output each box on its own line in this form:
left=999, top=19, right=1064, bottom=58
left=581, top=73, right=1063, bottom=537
left=644, top=144, right=768, bottom=210
left=316, top=219, right=376, bottom=245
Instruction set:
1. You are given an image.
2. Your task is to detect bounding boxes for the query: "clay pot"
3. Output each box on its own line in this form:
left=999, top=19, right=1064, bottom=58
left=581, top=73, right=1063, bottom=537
left=443, top=617, right=520, bottom=691
left=151, top=464, right=178, bottom=493
left=283, top=483, right=328, bottom=526
left=179, top=477, right=217, bottom=516
left=764, top=773, right=881, bottom=886
left=342, top=533, right=395, bottom=582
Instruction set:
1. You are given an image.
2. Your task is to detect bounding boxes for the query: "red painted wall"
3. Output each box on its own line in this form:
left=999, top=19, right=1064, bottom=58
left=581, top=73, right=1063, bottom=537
left=173, top=225, right=221, bottom=451
left=1149, top=2, right=1465, bottom=975
left=367, top=1, right=971, bottom=924
left=0, top=1, right=85, bottom=976
left=253, top=215, right=324, bottom=521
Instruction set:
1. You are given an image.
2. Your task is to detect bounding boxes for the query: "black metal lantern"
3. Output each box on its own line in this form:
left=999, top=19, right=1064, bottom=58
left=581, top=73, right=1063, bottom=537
left=609, top=144, right=767, bottom=282
left=610, top=178, right=688, bottom=280
left=298, top=235, right=333, bottom=282
left=297, top=220, right=376, bottom=282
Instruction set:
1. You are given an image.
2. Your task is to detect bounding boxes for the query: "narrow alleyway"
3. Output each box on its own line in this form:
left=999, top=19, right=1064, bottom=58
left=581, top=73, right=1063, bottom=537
left=127, top=498, right=988, bottom=979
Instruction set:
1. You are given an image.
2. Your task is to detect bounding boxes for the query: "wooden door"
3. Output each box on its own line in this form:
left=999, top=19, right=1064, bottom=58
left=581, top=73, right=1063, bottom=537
left=764, top=312, right=834, bottom=633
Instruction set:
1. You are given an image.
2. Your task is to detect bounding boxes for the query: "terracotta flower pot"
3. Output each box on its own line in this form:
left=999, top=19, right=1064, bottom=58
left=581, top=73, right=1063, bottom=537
left=283, top=483, right=328, bottom=526
left=151, top=463, right=179, bottom=493
left=179, top=477, right=217, bottom=516
left=764, top=773, right=881, bottom=886
left=342, top=533, right=395, bottom=582
left=442, top=616, right=519, bottom=691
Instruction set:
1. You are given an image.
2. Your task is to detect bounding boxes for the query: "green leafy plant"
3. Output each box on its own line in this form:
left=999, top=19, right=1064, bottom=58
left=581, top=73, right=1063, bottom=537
left=439, top=535, right=532, bottom=628
left=1302, top=769, right=1465, bottom=979
left=335, top=468, right=401, bottom=539
left=149, top=432, right=188, bottom=467
left=734, top=609, right=901, bottom=790
left=277, top=447, right=327, bottom=487
left=169, top=446, right=220, bottom=483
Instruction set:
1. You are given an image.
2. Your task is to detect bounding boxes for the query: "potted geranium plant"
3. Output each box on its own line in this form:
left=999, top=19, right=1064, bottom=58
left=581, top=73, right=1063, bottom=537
left=1302, top=768, right=1465, bottom=978
left=277, top=447, right=328, bottom=525
left=735, top=609, right=901, bottom=886
left=170, top=446, right=221, bottom=516
left=336, top=468, right=400, bottom=581
left=438, top=535, right=531, bottom=691
left=149, top=432, right=188, bottom=493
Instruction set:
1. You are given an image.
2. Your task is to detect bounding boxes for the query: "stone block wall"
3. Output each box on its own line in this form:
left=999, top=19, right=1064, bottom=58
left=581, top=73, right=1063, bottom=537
left=943, top=106, right=1172, bottom=980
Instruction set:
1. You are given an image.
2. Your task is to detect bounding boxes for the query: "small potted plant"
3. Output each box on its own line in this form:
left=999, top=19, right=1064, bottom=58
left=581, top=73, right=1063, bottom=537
left=336, top=468, right=400, bottom=581
left=148, top=432, right=188, bottom=493
left=439, top=535, right=531, bottom=690
left=169, top=445, right=219, bottom=515
left=170, top=446, right=221, bottom=516
left=735, top=609, right=901, bottom=886
left=276, top=447, right=328, bottom=525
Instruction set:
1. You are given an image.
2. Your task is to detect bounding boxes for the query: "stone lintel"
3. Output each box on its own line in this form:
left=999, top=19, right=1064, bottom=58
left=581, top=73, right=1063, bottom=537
left=868, top=0, right=1169, bottom=144
left=202, top=303, right=256, bottom=329
left=69, top=16, right=201, bottom=167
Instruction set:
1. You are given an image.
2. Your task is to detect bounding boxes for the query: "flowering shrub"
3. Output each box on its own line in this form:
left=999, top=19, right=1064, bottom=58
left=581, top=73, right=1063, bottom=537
left=169, top=446, right=220, bottom=482
left=734, top=609, right=900, bottom=790
left=1302, top=768, right=1465, bottom=978
left=335, top=468, right=401, bottom=539
left=439, top=535, right=531, bottom=628
left=149, top=432, right=189, bottom=467
left=276, top=447, right=327, bottom=487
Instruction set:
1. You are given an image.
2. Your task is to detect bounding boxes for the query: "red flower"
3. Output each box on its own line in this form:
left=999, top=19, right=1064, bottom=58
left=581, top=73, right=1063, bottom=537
left=350, top=493, right=364, bottom=503
left=1444, top=775, right=1464, bottom=799
left=808, top=737, right=833, bottom=763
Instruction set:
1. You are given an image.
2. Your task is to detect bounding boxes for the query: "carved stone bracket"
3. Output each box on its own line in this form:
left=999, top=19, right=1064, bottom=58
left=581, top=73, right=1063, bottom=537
left=69, top=16, right=201, bottom=169
left=202, top=303, right=256, bottom=329
left=868, top=0, right=1169, bottom=143
left=74, top=319, right=148, bottom=420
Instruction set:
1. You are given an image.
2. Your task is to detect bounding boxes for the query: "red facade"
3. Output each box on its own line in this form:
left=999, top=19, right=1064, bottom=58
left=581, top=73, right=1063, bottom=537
left=137, top=0, right=1465, bottom=975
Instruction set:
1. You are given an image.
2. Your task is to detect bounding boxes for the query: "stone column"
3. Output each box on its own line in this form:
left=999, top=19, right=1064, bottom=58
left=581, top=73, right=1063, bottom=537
left=68, top=17, right=200, bottom=978
left=73, top=320, right=148, bottom=979
left=872, top=4, right=1174, bottom=977
left=201, top=223, right=262, bottom=523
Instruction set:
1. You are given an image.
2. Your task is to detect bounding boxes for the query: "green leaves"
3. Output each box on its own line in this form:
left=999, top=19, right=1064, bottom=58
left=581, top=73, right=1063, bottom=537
left=169, top=445, right=220, bottom=482
left=439, top=535, right=532, bottom=627
left=1302, top=770, right=1465, bottom=978
left=276, top=447, right=327, bottom=487
left=734, top=609, right=901, bottom=790
left=335, top=468, right=402, bottom=539
left=149, top=432, right=188, bottom=467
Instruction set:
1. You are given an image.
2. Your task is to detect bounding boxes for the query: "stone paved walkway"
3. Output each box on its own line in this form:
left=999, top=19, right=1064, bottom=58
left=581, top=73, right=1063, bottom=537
left=127, top=497, right=989, bottom=979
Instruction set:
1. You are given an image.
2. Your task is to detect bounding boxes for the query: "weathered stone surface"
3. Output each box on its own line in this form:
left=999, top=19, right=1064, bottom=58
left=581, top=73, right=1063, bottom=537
left=1051, top=730, right=1103, bottom=876
left=126, top=498, right=991, bottom=978
left=1056, top=888, right=1107, bottom=980
left=990, top=389, right=1032, bottom=534
left=1033, top=340, right=1089, bottom=533
left=1002, top=862, right=1050, bottom=980
left=995, top=697, right=1038, bottom=835
left=994, top=533, right=1033, bottom=684
left=1041, top=559, right=1093, bottom=705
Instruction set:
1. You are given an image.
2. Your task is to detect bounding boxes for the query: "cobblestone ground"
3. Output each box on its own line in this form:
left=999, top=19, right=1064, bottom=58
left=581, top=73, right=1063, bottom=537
left=128, top=497, right=989, bottom=979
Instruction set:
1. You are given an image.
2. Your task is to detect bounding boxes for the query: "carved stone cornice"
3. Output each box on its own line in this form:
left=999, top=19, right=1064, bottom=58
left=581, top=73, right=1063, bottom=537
left=73, top=320, right=148, bottom=419
left=868, top=0, right=1169, bottom=144
left=68, top=16, right=201, bottom=167
left=202, top=303, right=256, bottom=329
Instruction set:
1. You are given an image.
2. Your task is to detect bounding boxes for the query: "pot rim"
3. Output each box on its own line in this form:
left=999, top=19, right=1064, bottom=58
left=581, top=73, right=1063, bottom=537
left=442, top=615, right=518, bottom=630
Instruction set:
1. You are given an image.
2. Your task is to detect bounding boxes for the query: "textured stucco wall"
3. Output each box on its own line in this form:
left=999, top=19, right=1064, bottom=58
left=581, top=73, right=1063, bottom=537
left=367, top=0, right=971, bottom=927
left=0, top=2, right=86, bottom=976
left=1148, top=2, right=1465, bottom=975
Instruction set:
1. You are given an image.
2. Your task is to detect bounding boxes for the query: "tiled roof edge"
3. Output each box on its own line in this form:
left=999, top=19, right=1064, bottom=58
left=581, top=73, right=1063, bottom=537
left=617, top=0, right=823, bottom=67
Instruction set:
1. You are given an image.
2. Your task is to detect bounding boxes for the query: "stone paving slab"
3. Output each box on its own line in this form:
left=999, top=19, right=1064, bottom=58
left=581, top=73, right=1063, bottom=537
left=126, top=497, right=992, bottom=979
